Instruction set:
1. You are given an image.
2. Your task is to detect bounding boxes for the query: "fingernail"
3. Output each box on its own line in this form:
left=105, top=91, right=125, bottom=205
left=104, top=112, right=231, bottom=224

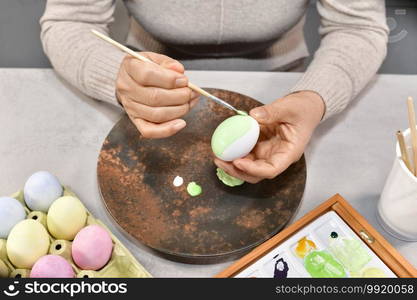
left=251, top=107, right=268, bottom=120
left=173, top=120, right=186, bottom=130
left=191, top=90, right=199, bottom=99
left=167, top=61, right=184, bottom=73
left=175, top=76, right=188, bottom=88
left=166, top=62, right=178, bottom=69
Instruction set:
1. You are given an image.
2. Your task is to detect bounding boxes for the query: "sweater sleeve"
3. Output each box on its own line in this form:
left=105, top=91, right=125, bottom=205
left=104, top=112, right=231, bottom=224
left=40, top=0, right=126, bottom=106
left=289, top=0, right=389, bottom=120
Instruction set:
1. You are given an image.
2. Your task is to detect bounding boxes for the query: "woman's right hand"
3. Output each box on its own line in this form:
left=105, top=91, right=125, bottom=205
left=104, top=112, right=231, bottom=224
left=116, top=52, right=199, bottom=138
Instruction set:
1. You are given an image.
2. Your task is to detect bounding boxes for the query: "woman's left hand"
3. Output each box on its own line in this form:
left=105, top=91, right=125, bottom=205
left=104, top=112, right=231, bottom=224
left=214, top=91, right=325, bottom=183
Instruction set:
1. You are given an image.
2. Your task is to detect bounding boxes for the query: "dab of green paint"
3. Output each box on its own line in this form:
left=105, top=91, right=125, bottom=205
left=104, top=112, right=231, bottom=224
left=304, top=251, right=346, bottom=278
left=211, top=115, right=253, bottom=157
left=187, top=182, right=202, bottom=197
left=236, top=110, right=248, bottom=116
left=216, top=168, right=244, bottom=187
left=328, top=237, right=371, bottom=273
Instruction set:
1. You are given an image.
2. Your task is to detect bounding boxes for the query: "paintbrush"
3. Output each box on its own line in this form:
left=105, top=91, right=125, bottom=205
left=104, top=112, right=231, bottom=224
left=397, top=130, right=412, bottom=173
left=407, top=96, right=417, bottom=176
left=91, top=30, right=245, bottom=115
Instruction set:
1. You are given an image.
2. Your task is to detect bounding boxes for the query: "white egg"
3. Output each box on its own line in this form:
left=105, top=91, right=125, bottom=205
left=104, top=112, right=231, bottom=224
left=24, top=171, right=63, bottom=212
left=0, top=197, right=26, bottom=239
left=211, top=115, right=260, bottom=161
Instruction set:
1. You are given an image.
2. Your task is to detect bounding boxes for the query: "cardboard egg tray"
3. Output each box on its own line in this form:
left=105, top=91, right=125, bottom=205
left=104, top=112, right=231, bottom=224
left=0, top=187, right=152, bottom=278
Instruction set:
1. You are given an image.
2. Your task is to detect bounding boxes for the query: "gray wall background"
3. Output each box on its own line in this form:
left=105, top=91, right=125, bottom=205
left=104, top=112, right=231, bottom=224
left=1, top=0, right=416, bottom=74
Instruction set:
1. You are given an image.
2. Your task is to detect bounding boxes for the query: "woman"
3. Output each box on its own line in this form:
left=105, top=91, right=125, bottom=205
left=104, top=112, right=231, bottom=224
left=40, top=0, right=388, bottom=183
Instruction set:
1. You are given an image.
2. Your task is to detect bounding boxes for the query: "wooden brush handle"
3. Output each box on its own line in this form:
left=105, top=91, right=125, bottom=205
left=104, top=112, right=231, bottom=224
left=407, top=96, right=417, bottom=176
left=92, top=30, right=212, bottom=98
left=397, top=130, right=412, bottom=173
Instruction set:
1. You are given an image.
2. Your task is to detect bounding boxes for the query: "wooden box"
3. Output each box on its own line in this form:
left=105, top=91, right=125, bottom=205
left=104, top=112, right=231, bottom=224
left=216, top=194, right=417, bottom=278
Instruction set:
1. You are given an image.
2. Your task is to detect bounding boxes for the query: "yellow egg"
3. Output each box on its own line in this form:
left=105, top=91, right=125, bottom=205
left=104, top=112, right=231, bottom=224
left=47, top=196, right=87, bottom=240
left=6, top=219, right=50, bottom=268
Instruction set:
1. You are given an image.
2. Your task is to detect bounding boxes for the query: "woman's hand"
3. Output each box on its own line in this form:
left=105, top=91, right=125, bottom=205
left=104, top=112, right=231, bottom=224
left=214, top=91, right=325, bottom=183
left=116, top=52, right=199, bottom=138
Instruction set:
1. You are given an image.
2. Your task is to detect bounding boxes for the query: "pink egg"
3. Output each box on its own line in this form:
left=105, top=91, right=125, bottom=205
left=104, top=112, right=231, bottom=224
left=72, top=225, right=113, bottom=270
left=30, top=255, right=74, bottom=278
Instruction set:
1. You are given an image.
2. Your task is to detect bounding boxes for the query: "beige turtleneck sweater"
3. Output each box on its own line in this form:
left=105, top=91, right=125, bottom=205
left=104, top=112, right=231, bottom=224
left=40, top=0, right=388, bottom=120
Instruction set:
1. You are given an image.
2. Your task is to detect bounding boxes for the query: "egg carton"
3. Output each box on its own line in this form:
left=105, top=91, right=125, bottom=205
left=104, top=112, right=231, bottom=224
left=0, top=187, right=152, bottom=278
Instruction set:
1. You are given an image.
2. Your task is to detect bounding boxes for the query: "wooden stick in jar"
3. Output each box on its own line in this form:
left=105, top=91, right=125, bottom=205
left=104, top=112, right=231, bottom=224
left=397, top=130, right=413, bottom=173
left=406, top=96, right=417, bottom=176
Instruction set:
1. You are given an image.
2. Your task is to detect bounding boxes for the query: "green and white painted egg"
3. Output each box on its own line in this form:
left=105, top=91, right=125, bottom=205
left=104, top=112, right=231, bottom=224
left=211, top=115, right=260, bottom=161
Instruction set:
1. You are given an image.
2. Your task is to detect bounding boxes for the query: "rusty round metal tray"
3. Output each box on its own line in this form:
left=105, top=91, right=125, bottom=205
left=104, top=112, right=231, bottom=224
left=97, top=88, right=306, bottom=264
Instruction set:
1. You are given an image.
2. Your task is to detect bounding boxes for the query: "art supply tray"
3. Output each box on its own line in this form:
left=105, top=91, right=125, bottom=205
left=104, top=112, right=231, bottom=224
left=0, top=187, right=151, bottom=278
left=216, top=194, right=417, bottom=278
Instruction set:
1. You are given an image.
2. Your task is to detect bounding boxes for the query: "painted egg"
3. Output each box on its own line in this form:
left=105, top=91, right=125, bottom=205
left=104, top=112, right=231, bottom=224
left=6, top=219, right=50, bottom=268
left=211, top=115, right=259, bottom=161
left=0, top=197, right=26, bottom=238
left=30, top=255, right=75, bottom=278
left=24, top=171, right=63, bottom=212
left=47, top=196, right=87, bottom=240
left=72, top=225, right=113, bottom=270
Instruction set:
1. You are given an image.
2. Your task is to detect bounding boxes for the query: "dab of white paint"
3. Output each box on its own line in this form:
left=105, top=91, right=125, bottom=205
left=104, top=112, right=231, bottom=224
left=173, top=176, right=184, bottom=187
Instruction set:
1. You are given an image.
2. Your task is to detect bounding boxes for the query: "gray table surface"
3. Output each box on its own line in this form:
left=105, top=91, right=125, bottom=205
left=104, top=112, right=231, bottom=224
left=1, top=69, right=416, bottom=277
